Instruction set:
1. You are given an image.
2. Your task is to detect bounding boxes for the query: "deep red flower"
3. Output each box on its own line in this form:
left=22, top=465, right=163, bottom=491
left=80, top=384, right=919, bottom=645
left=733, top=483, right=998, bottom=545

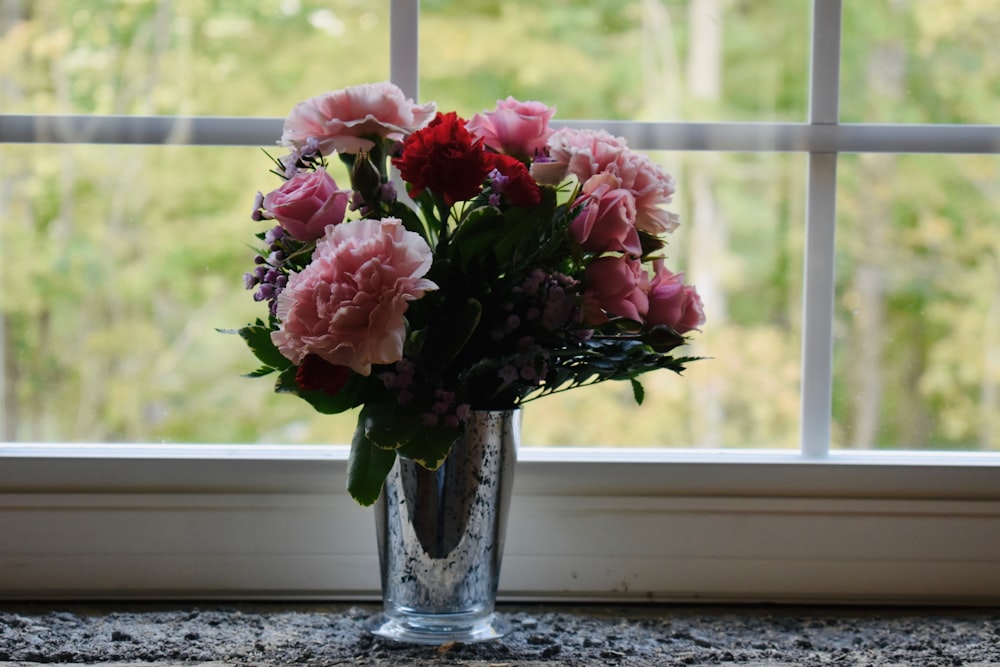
left=486, top=153, right=541, bottom=207
left=295, top=354, right=353, bottom=396
left=392, top=112, right=489, bottom=206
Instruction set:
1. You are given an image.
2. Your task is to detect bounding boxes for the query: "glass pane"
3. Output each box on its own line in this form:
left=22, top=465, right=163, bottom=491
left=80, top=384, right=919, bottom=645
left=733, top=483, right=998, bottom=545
left=0, top=146, right=803, bottom=448
left=0, top=144, right=360, bottom=444
left=522, top=151, right=806, bottom=448
left=419, top=0, right=809, bottom=122
left=0, top=0, right=389, bottom=117
left=840, top=0, right=1000, bottom=124
left=833, top=154, right=1000, bottom=451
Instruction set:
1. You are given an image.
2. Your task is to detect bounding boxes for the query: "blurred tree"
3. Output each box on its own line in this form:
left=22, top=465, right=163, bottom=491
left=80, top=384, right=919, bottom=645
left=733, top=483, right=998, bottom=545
left=1, top=0, right=997, bottom=450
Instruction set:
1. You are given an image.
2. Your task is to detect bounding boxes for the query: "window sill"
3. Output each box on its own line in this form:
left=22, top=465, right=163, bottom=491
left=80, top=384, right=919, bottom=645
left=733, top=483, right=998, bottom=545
left=1, top=445, right=999, bottom=603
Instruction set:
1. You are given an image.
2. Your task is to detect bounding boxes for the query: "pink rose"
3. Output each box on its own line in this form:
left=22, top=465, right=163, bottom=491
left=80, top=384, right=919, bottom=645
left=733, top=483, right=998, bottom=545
left=262, top=168, right=351, bottom=241
left=281, top=82, right=437, bottom=157
left=531, top=128, right=679, bottom=235
left=466, top=96, right=555, bottom=159
left=646, top=260, right=706, bottom=334
left=583, top=254, right=649, bottom=324
left=570, top=174, right=641, bottom=256
left=272, top=218, right=438, bottom=376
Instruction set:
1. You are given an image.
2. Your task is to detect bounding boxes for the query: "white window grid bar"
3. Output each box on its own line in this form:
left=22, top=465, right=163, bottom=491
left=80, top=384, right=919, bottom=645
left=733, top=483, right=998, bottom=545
left=1, top=0, right=1000, bottom=459
left=2, top=115, right=999, bottom=152
left=800, top=0, right=842, bottom=458
left=390, top=0, right=420, bottom=101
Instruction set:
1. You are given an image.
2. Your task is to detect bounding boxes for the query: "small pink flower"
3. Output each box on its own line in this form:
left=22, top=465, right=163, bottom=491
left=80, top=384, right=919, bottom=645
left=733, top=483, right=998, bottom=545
left=570, top=174, right=641, bottom=256
left=272, top=218, right=438, bottom=376
left=467, top=96, right=555, bottom=159
left=281, top=82, right=437, bottom=157
left=262, top=168, right=351, bottom=241
left=646, top=259, right=706, bottom=334
left=583, top=254, right=650, bottom=324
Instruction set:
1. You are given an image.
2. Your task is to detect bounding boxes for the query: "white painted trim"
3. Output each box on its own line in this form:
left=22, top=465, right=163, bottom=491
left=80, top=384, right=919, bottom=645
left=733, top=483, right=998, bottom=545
left=808, top=0, right=842, bottom=125
left=3, top=0, right=1000, bottom=603
left=390, top=0, right=419, bottom=100
left=1, top=446, right=999, bottom=602
left=798, top=0, right=841, bottom=457
left=2, top=444, right=1000, bottom=497
left=2, top=115, right=1000, bottom=153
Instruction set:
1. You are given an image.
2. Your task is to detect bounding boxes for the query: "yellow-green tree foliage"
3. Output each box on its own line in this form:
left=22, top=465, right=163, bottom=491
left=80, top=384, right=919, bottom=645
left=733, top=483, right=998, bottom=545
left=1, top=0, right=997, bottom=450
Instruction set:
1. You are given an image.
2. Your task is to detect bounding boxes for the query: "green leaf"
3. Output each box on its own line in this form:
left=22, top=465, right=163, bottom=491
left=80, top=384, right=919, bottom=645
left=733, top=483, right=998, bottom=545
left=418, top=297, right=482, bottom=376
left=238, top=322, right=291, bottom=371
left=413, top=190, right=442, bottom=236
left=347, top=421, right=397, bottom=506
left=396, top=425, right=460, bottom=471
left=386, top=200, right=430, bottom=241
left=449, top=205, right=504, bottom=271
left=274, top=366, right=365, bottom=414
left=496, top=187, right=562, bottom=269
left=359, top=399, right=413, bottom=448
left=631, top=378, right=645, bottom=405
left=642, top=325, right=686, bottom=353
left=244, top=365, right=277, bottom=378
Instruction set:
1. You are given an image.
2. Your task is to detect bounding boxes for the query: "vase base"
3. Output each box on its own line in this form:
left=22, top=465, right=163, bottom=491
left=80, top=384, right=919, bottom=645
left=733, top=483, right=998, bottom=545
left=364, top=612, right=511, bottom=645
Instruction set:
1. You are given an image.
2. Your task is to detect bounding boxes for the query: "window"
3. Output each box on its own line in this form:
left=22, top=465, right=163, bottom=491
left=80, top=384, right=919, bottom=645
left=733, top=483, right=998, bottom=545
left=1, top=0, right=999, bottom=603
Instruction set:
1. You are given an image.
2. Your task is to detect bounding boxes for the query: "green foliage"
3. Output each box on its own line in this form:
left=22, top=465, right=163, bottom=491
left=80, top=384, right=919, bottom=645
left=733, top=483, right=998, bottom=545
left=347, top=411, right=399, bottom=506
left=2, top=0, right=999, bottom=453
left=237, top=320, right=290, bottom=373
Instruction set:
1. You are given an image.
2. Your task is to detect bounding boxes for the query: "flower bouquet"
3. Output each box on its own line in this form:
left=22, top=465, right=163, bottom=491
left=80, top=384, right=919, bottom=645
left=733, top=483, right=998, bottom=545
left=237, top=82, right=705, bottom=506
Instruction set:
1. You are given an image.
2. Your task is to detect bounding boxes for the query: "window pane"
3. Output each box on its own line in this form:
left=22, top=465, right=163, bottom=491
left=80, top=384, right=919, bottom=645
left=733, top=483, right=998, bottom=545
left=0, top=147, right=803, bottom=448
left=0, top=144, right=359, bottom=444
left=0, top=0, right=389, bottom=117
left=419, top=0, right=808, bottom=122
left=833, top=154, right=1000, bottom=451
left=522, top=151, right=805, bottom=448
left=840, top=0, right=1000, bottom=124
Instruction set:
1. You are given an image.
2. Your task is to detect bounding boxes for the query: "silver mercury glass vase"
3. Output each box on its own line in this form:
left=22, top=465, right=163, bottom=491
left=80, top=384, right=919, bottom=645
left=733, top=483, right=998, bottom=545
left=365, top=409, right=519, bottom=644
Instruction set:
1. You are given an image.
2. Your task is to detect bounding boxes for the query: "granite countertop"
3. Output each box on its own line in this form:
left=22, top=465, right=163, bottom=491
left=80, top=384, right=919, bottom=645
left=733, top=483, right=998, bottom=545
left=1, top=602, right=998, bottom=666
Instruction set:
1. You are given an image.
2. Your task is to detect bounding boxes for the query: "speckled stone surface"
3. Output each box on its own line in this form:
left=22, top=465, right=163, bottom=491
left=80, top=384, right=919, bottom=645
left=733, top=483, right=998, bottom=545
left=0, top=602, right=998, bottom=666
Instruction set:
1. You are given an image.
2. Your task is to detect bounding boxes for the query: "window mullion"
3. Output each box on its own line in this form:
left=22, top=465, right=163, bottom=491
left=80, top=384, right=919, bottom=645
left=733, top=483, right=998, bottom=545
left=390, top=0, right=420, bottom=100
left=799, top=0, right=842, bottom=458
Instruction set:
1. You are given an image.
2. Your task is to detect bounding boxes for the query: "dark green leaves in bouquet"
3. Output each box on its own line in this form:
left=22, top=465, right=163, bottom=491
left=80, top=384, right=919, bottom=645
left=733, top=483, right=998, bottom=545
left=237, top=320, right=291, bottom=373
left=631, top=378, right=646, bottom=405
left=347, top=411, right=398, bottom=506
left=416, top=296, right=482, bottom=377
left=275, top=365, right=365, bottom=415
left=396, top=424, right=461, bottom=471
left=448, top=205, right=505, bottom=273
left=386, top=199, right=430, bottom=239
left=494, top=186, right=565, bottom=270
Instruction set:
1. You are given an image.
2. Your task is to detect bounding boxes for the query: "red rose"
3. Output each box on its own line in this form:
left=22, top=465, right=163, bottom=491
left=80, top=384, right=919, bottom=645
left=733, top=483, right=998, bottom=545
left=486, top=153, right=541, bottom=207
left=392, top=112, right=489, bottom=206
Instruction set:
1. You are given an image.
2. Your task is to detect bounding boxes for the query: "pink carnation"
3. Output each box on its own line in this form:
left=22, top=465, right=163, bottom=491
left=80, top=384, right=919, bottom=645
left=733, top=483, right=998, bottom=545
left=615, top=151, right=679, bottom=235
left=530, top=128, right=628, bottom=186
left=467, top=96, right=555, bottom=159
left=272, top=218, right=438, bottom=376
left=531, top=128, right=679, bottom=234
left=646, top=260, right=706, bottom=334
left=281, top=82, right=437, bottom=157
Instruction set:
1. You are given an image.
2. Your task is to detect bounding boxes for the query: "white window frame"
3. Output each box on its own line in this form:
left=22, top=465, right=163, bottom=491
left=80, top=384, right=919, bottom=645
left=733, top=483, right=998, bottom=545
left=1, top=0, right=999, bottom=603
